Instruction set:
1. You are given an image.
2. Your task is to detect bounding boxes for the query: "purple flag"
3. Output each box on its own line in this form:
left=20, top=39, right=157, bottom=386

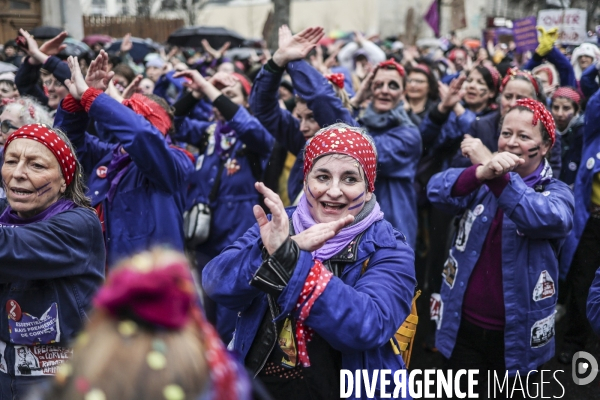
left=424, top=0, right=440, bottom=37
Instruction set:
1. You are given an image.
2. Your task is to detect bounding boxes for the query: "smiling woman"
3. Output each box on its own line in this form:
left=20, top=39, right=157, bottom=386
left=427, top=99, right=574, bottom=396
left=203, top=123, right=416, bottom=399
left=0, top=124, right=105, bottom=399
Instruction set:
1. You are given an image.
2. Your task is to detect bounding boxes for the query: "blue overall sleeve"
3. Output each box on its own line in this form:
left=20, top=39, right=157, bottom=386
left=286, top=59, right=356, bottom=126
left=580, top=65, right=599, bottom=100
left=494, top=175, right=574, bottom=239
left=227, top=106, right=274, bottom=155
left=53, top=101, right=114, bottom=174
left=0, top=208, right=105, bottom=283
left=371, top=125, right=422, bottom=179
left=427, top=168, right=480, bottom=215
left=173, top=116, right=212, bottom=146
left=88, top=93, right=194, bottom=194
left=546, top=47, right=576, bottom=88
left=249, top=66, right=305, bottom=155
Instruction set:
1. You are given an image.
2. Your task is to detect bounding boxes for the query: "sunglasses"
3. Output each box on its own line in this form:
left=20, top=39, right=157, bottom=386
left=1, top=120, right=19, bottom=134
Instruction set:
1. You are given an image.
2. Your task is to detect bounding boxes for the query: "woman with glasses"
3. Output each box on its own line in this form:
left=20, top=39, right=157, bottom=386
left=403, top=64, right=439, bottom=126
left=14, top=29, right=70, bottom=111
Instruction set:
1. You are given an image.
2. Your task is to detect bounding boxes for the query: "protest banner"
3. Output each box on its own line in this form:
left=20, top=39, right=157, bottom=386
left=513, top=16, right=538, bottom=52
left=537, top=8, right=587, bottom=45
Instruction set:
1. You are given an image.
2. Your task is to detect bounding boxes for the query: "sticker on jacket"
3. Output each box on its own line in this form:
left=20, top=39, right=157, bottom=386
left=533, top=270, right=555, bottom=302
left=530, top=312, right=555, bottom=348
left=455, top=209, right=476, bottom=252
left=14, top=345, right=72, bottom=376
left=430, top=293, right=444, bottom=330
left=442, top=251, right=458, bottom=289
left=0, top=341, right=7, bottom=373
left=8, top=303, right=60, bottom=345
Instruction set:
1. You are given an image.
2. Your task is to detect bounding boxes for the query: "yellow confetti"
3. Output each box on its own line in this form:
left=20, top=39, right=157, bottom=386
left=85, top=389, right=106, bottom=400
left=163, top=384, right=185, bottom=400
left=118, top=320, right=138, bottom=337
left=76, top=332, right=90, bottom=347
left=55, top=363, right=72, bottom=385
left=147, top=351, right=167, bottom=370
left=129, top=253, right=153, bottom=272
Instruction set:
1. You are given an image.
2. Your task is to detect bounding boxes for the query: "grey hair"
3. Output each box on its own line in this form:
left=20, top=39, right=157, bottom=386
left=52, top=127, right=94, bottom=211
left=4, top=97, right=53, bottom=127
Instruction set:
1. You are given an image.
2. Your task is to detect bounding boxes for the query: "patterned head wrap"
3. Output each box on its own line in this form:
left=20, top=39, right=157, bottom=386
left=304, top=126, right=377, bottom=192
left=4, top=124, right=76, bottom=186
left=512, top=98, right=556, bottom=146
left=552, top=87, right=581, bottom=106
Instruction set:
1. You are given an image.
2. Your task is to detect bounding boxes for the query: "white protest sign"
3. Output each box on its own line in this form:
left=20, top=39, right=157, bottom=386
left=537, top=8, right=587, bottom=45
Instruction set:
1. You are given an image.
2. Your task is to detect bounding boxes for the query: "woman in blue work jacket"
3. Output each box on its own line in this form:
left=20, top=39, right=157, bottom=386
left=172, top=68, right=274, bottom=343
left=427, top=98, right=574, bottom=397
left=55, top=51, right=194, bottom=267
left=203, top=124, right=416, bottom=400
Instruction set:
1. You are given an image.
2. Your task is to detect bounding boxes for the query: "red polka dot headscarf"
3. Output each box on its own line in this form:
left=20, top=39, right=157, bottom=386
left=303, top=125, right=377, bottom=192
left=4, top=124, right=77, bottom=186
left=511, top=98, right=556, bottom=147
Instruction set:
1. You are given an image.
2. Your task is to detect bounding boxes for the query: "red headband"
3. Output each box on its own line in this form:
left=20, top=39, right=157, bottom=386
left=121, top=94, right=171, bottom=136
left=552, top=87, right=581, bottom=105
left=4, top=124, right=76, bottom=186
left=304, top=127, right=377, bottom=192
left=378, top=59, right=406, bottom=77
left=535, top=66, right=554, bottom=86
left=231, top=73, right=252, bottom=97
left=481, top=65, right=500, bottom=90
left=512, top=98, right=556, bottom=146
left=414, top=63, right=431, bottom=76
left=325, top=73, right=345, bottom=89
left=500, top=68, right=540, bottom=98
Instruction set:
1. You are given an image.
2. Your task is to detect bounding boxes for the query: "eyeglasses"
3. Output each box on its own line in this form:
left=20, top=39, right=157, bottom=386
left=42, top=78, right=65, bottom=89
left=1, top=120, right=19, bottom=134
left=406, top=78, right=428, bottom=85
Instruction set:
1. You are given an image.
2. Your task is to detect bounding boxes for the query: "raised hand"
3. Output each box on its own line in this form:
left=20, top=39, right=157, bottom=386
left=272, top=25, right=325, bottom=67
left=173, top=69, right=208, bottom=92
left=39, top=31, right=68, bottom=56
left=120, top=33, right=133, bottom=53
left=201, top=39, right=230, bottom=60
left=461, top=133, right=494, bottom=165
left=475, top=152, right=525, bottom=181
left=291, top=215, right=354, bottom=252
left=209, top=71, right=236, bottom=89
left=350, top=67, right=376, bottom=108
left=85, top=50, right=114, bottom=91
left=439, top=75, right=466, bottom=113
left=64, top=56, right=89, bottom=100
left=122, top=74, right=143, bottom=99
left=253, top=182, right=290, bottom=255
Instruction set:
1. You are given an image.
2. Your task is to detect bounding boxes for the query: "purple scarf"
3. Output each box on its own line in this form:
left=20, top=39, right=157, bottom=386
left=214, top=120, right=237, bottom=159
left=0, top=198, right=77, bottom=226
left=106, top=146, right=133, bottom=203
left=292, top=193, right=384, bottom=261
left=522, top=158, right=553, bottom=188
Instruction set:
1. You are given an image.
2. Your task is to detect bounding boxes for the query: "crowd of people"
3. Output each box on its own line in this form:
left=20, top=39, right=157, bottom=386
left=0, top=22, right=599, bottom=399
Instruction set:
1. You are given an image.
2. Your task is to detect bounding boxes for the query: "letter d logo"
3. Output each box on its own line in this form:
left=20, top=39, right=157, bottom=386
left=572, top=351, right=598, bottom=385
